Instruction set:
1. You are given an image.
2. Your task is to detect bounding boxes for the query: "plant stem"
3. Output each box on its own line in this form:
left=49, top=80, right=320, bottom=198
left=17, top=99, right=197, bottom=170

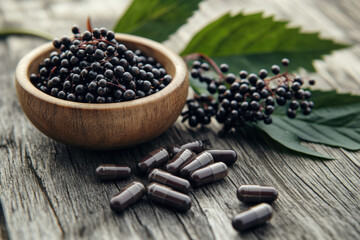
left=183, top=53, right=225, bottom=80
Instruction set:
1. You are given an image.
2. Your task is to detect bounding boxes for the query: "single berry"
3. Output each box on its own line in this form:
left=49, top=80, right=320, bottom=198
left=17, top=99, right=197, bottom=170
left=123, top=89, right=135, bottom=101
left=281, top=58, right=290, bottom=67
left=289, top=100, right=299, bottom=110
left=276, top=87, right=286, bottom=96
left=226, top=73, right=236, bottom=84
left=191, top=69, right=199, bottom=78
left=189, top=116, right=198, bottom=127
left=292, top=82, right=301, bottom=91
left=72, top=25, right=80, bottom=34
left=248, top=73, right=257, bottom=85
left=303, top=107, right=312, bottom=115
left=192, top=61, right=201, bottom=69
left=271, top=65, right=280, bottom=74
left=276, top=97, right=286, bottom=106
left=258, top=69, right=268, bottom=79
left=265, top=105, right=275, bottom=114
left=220, top=63, right=229, bottom=73
left=239, top=70, right=248, bottom=79
left=201, top=63, right=210, bottom=71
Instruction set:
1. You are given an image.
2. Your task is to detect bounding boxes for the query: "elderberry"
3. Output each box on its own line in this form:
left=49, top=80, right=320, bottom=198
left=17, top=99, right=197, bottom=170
left=31, top=25, right=172, bottom=103
left=182, top=55, right=315, bottom=133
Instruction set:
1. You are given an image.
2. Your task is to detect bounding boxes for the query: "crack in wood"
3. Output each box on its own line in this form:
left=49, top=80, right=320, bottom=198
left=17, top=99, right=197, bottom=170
left=173, top=213, right=193, bottom=240
left=24, top=149, right=65, bottom=238
left=132, top=208, right=154, bottom=239
left=190, top=192, right=216, bottom=239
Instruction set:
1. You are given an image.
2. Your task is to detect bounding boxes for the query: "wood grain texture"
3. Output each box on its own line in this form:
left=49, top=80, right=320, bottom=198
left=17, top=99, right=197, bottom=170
left=1, top=0, right=360, bottom=240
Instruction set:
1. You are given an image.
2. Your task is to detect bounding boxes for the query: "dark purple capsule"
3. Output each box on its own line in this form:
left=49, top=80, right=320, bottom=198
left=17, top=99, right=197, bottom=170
left=138, top=148, right=170, bottom=174
left=110, top=181, right=146, bottom=212
left=237, top=185, right=278, bottom=203
left=147, top=183, right=191, bottom=211
left=95, top=164, right=131, bottom=181
left=232, top=203, right=273, bottom=231
left=168, top=140, right=206, bottom=157
left=164, top=149, right=196, bottom=175
left=206, top=150, right=237, bottom=165
left=179, top=151, right=214, bottom=178
left=148, top=169, right=191, bottom=193
left=190, top=162, right=228, bottom=187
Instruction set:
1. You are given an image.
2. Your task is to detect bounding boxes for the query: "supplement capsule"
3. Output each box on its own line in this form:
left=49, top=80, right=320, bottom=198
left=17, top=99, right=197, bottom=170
left=232, top=203, right=273, bottom=231
left=148, top=169, right=191, bottom=193
left=237, top=185, right=278, bottom=203
left=147, top=183, right=191, bottom=211
left=95, top=164, right=131, bottom=181
left=138, top=148, right=170, bottom=174
left=164, top=149, right=196, bottom=175
left=110, top=181, right=146, bottom=212
left=179, top=151, right=214, bottom=178
left=190, top=162, right=228, bottom=187
left=168, top=140, right=206, bottom=157
left=206, top=150, right=237, bottom=165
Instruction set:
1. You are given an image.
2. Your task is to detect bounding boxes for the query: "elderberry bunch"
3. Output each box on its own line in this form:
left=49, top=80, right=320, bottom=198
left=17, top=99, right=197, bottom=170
left=181, top=94, right=218, bottom=126
left=30, top=25, right=172, bottom=103
left=182, top=56, right=315, bottom=133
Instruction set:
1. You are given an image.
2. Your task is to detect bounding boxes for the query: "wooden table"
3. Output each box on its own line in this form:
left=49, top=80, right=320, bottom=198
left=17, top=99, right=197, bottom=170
left=0, top=0, right=359, bottom=239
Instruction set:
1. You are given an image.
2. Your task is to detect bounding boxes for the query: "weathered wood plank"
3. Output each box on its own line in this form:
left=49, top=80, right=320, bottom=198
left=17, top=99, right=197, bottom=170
left=0, top=0, right=360, bottom=240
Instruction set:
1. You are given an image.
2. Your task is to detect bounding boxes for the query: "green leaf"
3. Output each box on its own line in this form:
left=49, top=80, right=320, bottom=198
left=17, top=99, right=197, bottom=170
left=189, top=77, right=208, bottom=95
left=255, top=91, right=360, bottom=158
left=310, top=90, right=360, bottom=109
left=0, top=28, right=53, bottom=40
left=181, top=12, right=348, bottom=72
left=113, top=0, right=201, bottom=42
left=256, top=122, right=333, bottom=159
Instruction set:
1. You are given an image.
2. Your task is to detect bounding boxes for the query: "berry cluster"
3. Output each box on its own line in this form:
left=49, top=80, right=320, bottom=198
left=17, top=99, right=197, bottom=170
left=181, top=96, right=218, bottom=127
left=182, top=55, right=315, bottom=132
left=30, top=26, right=172, bottom=103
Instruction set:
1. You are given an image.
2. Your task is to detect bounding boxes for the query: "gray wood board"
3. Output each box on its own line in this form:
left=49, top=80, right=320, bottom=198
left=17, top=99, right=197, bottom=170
left=0, top=0, right=360, bottom=239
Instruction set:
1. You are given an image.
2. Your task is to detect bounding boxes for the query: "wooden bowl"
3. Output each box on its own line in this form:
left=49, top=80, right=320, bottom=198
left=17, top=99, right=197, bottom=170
left=15, top=34, right=188, bottom=149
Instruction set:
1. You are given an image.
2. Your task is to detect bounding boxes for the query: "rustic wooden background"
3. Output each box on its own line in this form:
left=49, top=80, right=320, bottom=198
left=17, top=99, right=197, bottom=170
left=1, top=0, right=359, bottom=239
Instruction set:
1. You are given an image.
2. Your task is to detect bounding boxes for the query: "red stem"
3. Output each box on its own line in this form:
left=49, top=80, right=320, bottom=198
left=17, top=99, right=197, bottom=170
left=86, top=17, right=92, bottom=32
left=183, top=53, right=225, bottom=80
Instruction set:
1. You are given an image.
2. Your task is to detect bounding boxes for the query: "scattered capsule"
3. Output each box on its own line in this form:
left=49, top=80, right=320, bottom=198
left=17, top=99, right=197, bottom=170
left=95, top=164, right=131, bottom=181
left=179, top=151, right=214, bottom=178
left=237, top=185, right=278, bottom=203
left=110, top=181, right=146, bottom=212
left=147, top=183, right=191, bottom=211
left=190, top=162, right=228, bottom=187
left=148, top=169, right=191, bottom=193
left=164, top=149, right=196, bottom=175
left=232, top=203, right=273, bottom=231
left=206, top=150, right=237, bottom=165
left=168, top=140, right=206, bottom=157
left=138, top=148, right=170, bottom=174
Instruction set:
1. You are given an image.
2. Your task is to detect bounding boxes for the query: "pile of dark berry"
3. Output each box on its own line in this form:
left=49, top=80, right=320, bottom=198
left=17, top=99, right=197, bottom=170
left=182, top=54, right=315, bottom=133
left=30, top=26, right=172, bottom=103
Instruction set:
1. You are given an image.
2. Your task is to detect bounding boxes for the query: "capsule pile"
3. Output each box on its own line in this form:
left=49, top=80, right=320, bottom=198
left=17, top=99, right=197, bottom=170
left=95, top=140, right=235, bottom=212
left=95, top=140, right=279, bottom=232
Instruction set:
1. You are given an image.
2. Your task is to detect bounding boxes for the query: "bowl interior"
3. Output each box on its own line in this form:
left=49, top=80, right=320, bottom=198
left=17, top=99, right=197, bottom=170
left=25, top=34, right=179, bottom=109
